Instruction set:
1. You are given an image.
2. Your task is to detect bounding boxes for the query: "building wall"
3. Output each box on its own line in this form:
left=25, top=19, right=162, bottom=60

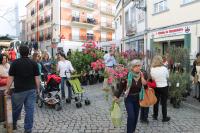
left=147, top=0, right=200, bottom=29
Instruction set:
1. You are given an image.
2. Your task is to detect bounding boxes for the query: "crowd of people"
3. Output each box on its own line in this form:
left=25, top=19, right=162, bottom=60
left=1, top=45, right=74, bottom=133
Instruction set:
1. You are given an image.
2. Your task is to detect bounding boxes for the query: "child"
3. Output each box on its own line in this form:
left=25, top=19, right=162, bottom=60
left=140, top=79, right=156, bottom=123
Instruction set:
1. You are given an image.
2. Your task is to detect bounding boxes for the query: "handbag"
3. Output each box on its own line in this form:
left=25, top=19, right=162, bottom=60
left=0, top=77, right=8, bottom=87
left=139, top=88, right=157, bottom=107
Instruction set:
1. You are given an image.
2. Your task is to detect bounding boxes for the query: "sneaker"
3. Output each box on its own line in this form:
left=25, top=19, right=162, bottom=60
left=162, top=116, right=170, bottom=122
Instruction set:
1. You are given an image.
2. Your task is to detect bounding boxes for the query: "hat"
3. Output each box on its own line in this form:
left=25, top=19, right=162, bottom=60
left=130, top=59, right=142, bottom=67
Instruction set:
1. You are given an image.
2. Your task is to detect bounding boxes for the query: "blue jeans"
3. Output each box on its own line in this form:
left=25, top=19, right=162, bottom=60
left=125, top=95, right=140, bottom=133
left=61, top=77, right=72, bottom=98
left=12, top=89, right=36, bottom=132
left=140, top=107, right=149, bottom=121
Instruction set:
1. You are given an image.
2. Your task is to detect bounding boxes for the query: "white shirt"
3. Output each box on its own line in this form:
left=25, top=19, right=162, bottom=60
left=103, top=53, right=116, bottom=67
left=151, top=66, right=169, bottom=88
left=57, top=60, right=74, bottom=78
left=196, top=66, right=200, bottom=82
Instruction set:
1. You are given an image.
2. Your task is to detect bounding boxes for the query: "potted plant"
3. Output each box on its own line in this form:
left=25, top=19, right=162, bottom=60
left=169, top=72, right=190, bottom=108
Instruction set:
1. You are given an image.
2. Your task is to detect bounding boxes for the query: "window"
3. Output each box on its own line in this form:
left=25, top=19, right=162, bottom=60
left=72, top=10, right=80, bottom=17
left=73, top=0, right=80, bottom=4
left=137, top=0, right=145, bottom=21
left=130, top=6, right=136, bottom=25
left=182, top=0, right=195, bottom=4
left=125, top=11, right=129, bottom=31
left=72, top=28, right=80, bottom=41
left=154, top=0, right=167, bottom=13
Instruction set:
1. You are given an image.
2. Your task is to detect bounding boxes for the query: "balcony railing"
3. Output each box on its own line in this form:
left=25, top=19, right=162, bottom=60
left=72, top=16, right=97, bottom=25
left=39, top=19, right=44, bottom=26
left=39, top=3, right=43, bottom=10
left=45, top=16, right=51, bottom=23
left=101, top=7, right=115, bottom=16
left=39, top=36, right=44, bottom=41
left=126, top=24, right=136, bottom=36
left=101, top=22, right=114, bottom=29
left=45, top=0, right=51, bottom=6
left=72, top=1, right=96, bottom=9
left=72, top=34, right=94, bottom=41
left=31, top=24, right=35, bottom=30
left=31, top=10, right=35, bottom=16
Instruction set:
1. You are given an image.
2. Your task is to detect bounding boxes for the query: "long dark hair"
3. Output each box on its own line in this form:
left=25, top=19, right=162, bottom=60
left=0, top=54, right=8, bottom=64
left=58, top=52, right=67, bottom=60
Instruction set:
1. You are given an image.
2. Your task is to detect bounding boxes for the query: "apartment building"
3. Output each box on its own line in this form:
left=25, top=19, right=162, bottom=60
left=147, top=0, right=200, bottom=59
left=115, top=0, right=146, bottom=53
left=26, top=0, right=115, bottom=52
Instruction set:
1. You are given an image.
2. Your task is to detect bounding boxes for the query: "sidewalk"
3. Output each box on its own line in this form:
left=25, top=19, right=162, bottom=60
left=183, top=95, right=200, bottom=111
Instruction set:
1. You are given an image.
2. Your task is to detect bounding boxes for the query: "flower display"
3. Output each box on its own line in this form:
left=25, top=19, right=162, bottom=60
left=105, top=64, right=129, bottom=85
left=91, top=59, right=105, bottom=71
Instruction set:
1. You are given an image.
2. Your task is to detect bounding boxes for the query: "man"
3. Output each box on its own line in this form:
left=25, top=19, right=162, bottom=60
left=8, top=48, right=16, bottom=62
left=103, top=49, right=116, bottom=68
left=5, top=45, right=40, bottom=133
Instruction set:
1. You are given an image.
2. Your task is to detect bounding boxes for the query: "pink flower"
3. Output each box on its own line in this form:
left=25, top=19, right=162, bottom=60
left=107, top=77, right=113, bottom=84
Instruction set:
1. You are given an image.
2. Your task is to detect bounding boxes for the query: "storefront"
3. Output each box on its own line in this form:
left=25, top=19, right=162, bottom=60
left=124, top=34, right=144, bottom=52
left=149, top=26, right=191, bottom=56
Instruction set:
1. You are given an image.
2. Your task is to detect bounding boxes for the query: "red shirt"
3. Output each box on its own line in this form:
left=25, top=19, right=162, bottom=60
left=9, top=50, right=16, bottom=61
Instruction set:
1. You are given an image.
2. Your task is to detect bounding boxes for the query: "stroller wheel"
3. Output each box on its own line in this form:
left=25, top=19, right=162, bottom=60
left=55, top=103, right=62, bottom=111
left=85, top=99, right=91, bottom=106
left=76, top=102, right=82, bottom=108
left=66, top=98, right=71, bottom=104
left=75, top=97, right=79, bottom=102
left=38, top=99, right=43, bottom=108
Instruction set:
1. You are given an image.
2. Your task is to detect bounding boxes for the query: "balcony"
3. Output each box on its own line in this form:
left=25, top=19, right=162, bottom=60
left=45, top=16, right=51, bottom=23
left=31, top=10, right=35, bottom=16
left=39, top=36, right=44, bottom=41
left=72, top=34, right=94, bottom=41
left=71, top=16, right=97, bottom=27
left=100, top=7, right=115, bottom=16
left=39, top=3, right=43, bottom=10
left=126, top=24, right=137, bottom=36
left=45, top=0, right=51, bottom=6
left=31, top=24, right=35, bottom=30
left=71, top=1, right=96, bottom=11
left=101, top=22, right=115, bottom=31
left=39, top=19, right=44, bottom=26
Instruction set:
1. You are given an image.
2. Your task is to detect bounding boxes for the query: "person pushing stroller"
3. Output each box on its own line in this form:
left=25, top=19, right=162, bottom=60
left=57, top=52, right=75, bottom=100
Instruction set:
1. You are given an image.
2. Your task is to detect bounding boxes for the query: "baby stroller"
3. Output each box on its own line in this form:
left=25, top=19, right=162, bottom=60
left=66, top=75, right=91, bottom=108
left=38, top=74, right=62, bottom=111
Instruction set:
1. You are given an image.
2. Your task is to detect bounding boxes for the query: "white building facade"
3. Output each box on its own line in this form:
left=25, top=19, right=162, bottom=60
left=147, top=0, right=200, bottom=60
left=115, top=0, right=146, bottom=53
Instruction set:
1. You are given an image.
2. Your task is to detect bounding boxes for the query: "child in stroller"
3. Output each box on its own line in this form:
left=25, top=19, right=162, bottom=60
left=37, top=74, right=62, bottom=111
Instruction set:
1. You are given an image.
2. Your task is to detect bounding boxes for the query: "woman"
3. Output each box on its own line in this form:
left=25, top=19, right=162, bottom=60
left=150, top=55, right=170, bottom=122
left=115, top=59, right=147, bottom=133
left=41, top=52, right=51, bottom=73
left=57, top=52, right=74, bottom=99
left=0, top=54, right=10, bottom=122
left=195, top=56, right=200, bottom=102
left=32, top=53, right=42, bottom=78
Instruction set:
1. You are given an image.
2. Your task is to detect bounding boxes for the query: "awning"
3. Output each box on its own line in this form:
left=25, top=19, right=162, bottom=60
left=0, top=41, right=10, bottom=47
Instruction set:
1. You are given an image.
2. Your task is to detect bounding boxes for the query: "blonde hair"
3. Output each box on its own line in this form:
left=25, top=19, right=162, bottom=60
left=151, top=55, right=163, bottom=68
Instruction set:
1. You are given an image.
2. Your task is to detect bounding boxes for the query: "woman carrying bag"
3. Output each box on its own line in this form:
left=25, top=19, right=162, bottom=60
left=151, top=55, right=170, bottom=122
left=114, top=59, right=147, bottom=133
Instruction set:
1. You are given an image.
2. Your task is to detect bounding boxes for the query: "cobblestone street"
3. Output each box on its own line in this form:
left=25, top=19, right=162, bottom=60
left=1, top=83, right=200, bottom=133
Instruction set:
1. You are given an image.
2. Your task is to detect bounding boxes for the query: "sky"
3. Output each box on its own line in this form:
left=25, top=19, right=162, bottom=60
left=0, top=0, right=28, bottom=36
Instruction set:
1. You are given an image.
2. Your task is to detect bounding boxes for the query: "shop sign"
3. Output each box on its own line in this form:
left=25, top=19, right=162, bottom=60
left=153, top=26, right=190, bottom=38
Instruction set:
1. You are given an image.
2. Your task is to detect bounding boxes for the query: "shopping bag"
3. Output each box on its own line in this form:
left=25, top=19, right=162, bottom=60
left=110, top=102, right=122, bottom=127
left=140, top=88, right=157, bottom=107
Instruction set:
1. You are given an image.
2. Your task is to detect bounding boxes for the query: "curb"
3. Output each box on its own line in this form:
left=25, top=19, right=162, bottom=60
left=182, top=102, right=200, bottom=111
